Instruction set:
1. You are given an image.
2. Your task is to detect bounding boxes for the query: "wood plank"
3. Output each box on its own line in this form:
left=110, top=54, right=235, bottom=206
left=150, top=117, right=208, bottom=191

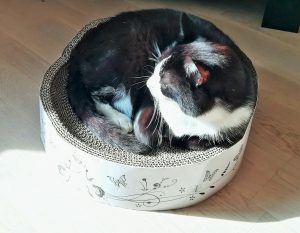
left=57, top=0, right=136, bottom=19
left=0, top=61, right=43, bottom=152
left=251, top=156, right=300, bottom=232
left=0, top=1, right=77, bottom=63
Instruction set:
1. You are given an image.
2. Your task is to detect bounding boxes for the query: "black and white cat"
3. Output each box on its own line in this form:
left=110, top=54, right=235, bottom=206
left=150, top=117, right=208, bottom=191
left=67, top=9, right=256, bottom=154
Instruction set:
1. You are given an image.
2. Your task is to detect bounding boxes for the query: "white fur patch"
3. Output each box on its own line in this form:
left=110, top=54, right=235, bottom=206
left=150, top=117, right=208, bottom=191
left=93, top=99, right=133, bottom=133
left=147, top=58, right=169, bottom=101
left=188, top=41, right=227, bottom=67
left=184, top=62, right=198, bottom=76
left=147, top=58, right=252, bottom=139
left=159, top=100, right=252, bottom=138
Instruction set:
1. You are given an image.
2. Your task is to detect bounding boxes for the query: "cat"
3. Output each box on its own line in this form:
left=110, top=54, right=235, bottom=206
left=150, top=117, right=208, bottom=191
left=67, top=9, right=256, bottom=154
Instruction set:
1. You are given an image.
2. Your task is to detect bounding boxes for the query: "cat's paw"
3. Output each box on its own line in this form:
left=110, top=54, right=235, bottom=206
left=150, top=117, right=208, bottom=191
left=110, top=113, right=133, bottom=133
left=133, top=107, right=163, bottom=148
left=93, top=100, right=133, bottom=133
left=134, top=126, right=163, bottom=148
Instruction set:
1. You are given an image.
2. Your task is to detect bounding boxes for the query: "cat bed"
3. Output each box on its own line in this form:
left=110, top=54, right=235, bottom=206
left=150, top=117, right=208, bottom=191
left=40, top=18, right=257, bottom=210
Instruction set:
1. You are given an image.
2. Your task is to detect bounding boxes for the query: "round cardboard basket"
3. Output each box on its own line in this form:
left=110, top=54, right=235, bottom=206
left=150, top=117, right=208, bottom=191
left=39, top=18, right=257, bottom=210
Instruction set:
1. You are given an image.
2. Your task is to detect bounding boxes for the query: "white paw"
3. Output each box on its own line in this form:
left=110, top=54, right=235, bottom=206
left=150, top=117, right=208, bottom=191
left=93, top=100, right=133, bottom=133
left=110, top=113, right=133, bottom=133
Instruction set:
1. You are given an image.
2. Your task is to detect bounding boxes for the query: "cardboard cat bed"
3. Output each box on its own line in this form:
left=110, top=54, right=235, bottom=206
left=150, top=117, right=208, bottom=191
left=40, top=18, right=257, bottom=210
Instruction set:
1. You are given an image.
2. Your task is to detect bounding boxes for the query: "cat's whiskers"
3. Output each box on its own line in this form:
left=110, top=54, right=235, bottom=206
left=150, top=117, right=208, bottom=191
left=129, top=75, right=150, bottom=79
left=149, top=57, right=158, bottom=63
left=128, top=76, right=150, bottom=90
left=130, top=80, right=147, bottom=87
left=145, top=102, right=158, bottom=129
left=152, top=41, right=162, bottom=58
left=144, top=68, right=153, bottom=75
left=152, top=51, right=159, bottom=58
left=149, top=52, right=160, bottom=64
left=144, top=64, right=155, bottom=70
left=137, top=85, right=147, bottom=90
left=152, top=107, right=162, bottom=136
left=155, top=113, right=162, bottom=136
left=147, top=51, right=160, bottom=70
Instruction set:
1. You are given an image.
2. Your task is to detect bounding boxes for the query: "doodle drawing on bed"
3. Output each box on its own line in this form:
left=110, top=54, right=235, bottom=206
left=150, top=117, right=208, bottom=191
left=67, top=9, right=256, bottom=154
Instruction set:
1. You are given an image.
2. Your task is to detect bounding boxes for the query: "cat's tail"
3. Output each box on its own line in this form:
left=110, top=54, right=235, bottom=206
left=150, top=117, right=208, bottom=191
left=67, top=68, right=151, bottom=155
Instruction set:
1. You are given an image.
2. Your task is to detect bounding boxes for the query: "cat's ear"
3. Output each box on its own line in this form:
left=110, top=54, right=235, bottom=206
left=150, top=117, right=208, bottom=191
left=184, top=56, right=210, bottom=87
left=180, top=13, right=198, bottom=41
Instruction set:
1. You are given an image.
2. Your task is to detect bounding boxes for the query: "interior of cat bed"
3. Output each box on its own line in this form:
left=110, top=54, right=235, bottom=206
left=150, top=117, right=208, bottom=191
left=40, top=18, right=257, bottom=210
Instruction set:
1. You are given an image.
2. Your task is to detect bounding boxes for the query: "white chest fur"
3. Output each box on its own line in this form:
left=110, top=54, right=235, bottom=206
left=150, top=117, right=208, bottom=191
left=159, top=98, right=252, bottom=138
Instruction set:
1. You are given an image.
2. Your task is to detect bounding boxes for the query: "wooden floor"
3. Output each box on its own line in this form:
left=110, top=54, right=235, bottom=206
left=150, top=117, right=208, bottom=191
left=0, top=0, right=299, bottom=232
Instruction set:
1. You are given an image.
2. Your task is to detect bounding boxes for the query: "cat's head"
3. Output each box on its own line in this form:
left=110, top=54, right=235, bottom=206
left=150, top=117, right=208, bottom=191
left=147, top=41, right=254, bottom=136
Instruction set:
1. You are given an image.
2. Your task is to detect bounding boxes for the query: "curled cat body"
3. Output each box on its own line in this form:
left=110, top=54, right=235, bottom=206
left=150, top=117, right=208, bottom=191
left=67, top=9, right=256, bottom=154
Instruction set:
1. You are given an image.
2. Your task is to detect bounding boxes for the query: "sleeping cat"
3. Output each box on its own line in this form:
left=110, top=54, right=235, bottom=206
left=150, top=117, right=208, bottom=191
left=67, top=9, right=256, bottom=154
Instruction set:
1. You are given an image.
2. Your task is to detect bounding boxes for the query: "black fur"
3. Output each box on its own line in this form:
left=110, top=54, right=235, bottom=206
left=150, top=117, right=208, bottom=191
left=67, top=9, right=256, bottom=154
